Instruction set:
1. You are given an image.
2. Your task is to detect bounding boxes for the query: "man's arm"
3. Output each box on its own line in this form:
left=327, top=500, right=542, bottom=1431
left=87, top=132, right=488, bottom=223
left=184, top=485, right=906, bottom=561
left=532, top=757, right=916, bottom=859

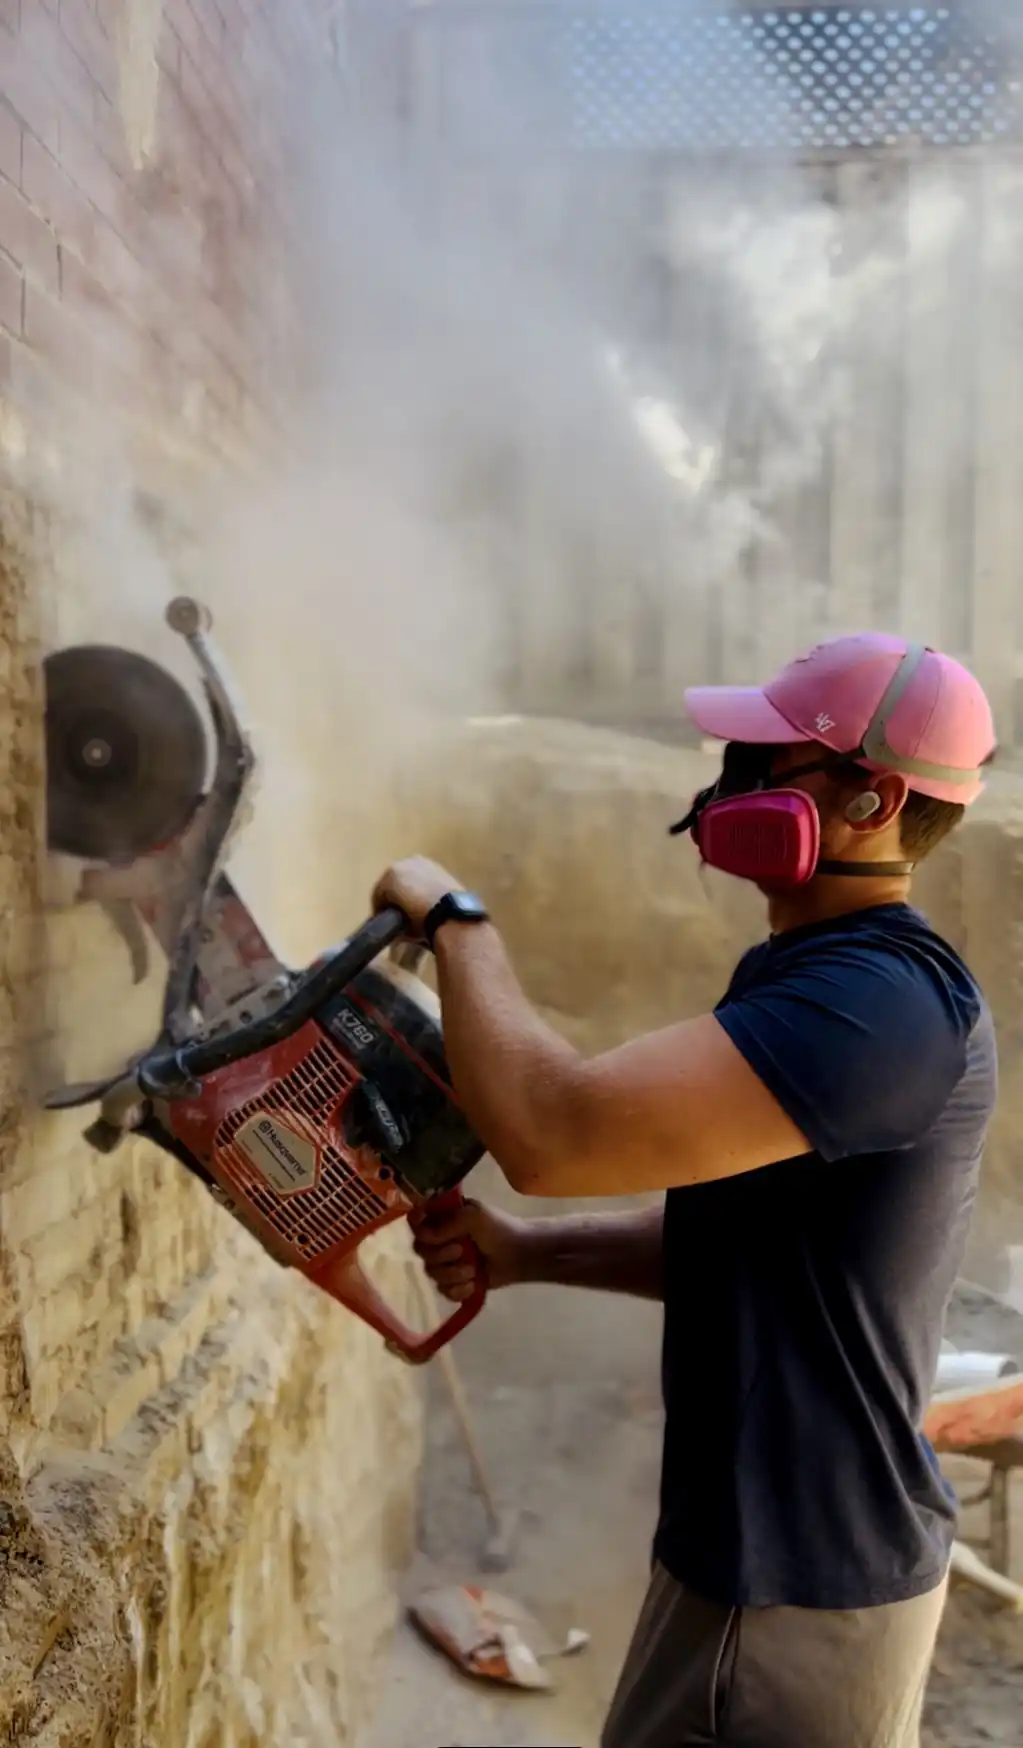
left=372, top=857, right=810, bottom=1200
left=412, top=1201, right=665, bottom=1302
left=432, top=919, right=808, bottom=1198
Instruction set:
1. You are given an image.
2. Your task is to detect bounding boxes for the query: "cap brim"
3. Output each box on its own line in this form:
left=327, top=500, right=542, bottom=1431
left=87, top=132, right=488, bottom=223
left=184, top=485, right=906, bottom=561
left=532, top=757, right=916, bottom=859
left=683, top=685, right=812, bottom=745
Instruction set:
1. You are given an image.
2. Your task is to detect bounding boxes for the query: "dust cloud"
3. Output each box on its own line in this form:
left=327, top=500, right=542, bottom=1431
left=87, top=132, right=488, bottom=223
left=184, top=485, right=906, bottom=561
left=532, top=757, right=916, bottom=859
left=19, top=1, right=1019, bottom=933
left=21, top=7, right=992, bottom=763
left=194, top=0, right=990, bottom=766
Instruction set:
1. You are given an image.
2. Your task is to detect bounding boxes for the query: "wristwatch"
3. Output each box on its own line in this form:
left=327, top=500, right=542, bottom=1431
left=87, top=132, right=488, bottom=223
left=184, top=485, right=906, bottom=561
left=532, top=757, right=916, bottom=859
left=423, top=890, right=490, bottom=952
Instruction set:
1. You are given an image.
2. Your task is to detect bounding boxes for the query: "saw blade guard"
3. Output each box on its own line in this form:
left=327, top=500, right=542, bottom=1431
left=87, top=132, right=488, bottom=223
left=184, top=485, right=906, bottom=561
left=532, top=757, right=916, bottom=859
left=42, top=599, right=259, bottom=1059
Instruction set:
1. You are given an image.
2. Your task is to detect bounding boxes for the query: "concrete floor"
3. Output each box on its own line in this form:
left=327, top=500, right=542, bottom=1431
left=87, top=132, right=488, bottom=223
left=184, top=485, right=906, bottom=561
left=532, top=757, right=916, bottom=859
left=370, top=1161, right=662, bottom=1748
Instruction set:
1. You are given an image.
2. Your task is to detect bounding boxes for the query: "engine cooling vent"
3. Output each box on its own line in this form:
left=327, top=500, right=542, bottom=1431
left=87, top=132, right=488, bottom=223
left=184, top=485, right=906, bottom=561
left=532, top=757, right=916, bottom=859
left=214, top=1039, right=389, bottom=1263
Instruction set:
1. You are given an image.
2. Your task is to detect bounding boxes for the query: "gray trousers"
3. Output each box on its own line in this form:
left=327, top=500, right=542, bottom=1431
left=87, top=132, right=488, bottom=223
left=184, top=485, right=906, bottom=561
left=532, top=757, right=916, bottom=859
left=602, top=1564, right=948, bottom=1748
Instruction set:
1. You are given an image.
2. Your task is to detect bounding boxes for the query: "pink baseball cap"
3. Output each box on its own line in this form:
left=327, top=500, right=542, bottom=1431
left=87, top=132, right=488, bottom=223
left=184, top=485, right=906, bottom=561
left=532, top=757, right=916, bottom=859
left=684, top=634, right=996, bottom=804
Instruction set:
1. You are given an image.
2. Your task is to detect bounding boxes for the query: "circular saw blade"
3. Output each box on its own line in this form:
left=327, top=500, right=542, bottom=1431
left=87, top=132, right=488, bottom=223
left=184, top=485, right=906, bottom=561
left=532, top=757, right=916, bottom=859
left=44, top=644, right=209, bottom=862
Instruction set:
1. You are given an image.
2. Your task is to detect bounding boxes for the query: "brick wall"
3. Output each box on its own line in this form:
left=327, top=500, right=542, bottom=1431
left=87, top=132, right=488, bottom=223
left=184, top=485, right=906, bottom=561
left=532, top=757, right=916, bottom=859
left=0, top=0, right=326, bottom=454
left=0, top=4, right=425, bottom=1744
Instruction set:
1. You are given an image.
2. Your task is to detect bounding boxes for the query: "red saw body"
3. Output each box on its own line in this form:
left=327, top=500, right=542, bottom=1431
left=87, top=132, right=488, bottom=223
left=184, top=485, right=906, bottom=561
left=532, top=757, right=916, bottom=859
left=43, top=597, right=486, bottom=1364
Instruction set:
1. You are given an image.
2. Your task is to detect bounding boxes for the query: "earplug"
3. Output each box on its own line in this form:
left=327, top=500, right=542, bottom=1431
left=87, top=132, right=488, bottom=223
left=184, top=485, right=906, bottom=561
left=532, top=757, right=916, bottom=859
left=845, top=791, right=883, bottom=823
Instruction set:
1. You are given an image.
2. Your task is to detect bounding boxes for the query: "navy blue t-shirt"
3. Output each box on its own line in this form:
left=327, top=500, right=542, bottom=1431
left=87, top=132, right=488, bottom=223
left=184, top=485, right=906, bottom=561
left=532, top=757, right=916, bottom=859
left=654, top=903, right=997, bottom=1610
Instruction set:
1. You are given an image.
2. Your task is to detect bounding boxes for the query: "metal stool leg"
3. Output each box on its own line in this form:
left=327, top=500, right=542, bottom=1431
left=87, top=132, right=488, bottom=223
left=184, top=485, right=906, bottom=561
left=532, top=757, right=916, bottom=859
left=989, top=1464, right=1011, bottom=1576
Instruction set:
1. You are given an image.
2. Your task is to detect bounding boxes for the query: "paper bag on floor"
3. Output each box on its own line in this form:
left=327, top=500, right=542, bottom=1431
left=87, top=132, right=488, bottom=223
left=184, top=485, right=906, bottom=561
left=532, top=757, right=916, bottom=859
left=409, top=1585, right=589, bottom=1690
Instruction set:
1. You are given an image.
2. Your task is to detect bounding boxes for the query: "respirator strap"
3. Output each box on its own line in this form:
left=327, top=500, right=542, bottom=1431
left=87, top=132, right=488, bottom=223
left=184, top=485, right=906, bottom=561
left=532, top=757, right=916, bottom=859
left=816, top=859, right=915, bottom=878
left=668, top=748, right=845, bottom=838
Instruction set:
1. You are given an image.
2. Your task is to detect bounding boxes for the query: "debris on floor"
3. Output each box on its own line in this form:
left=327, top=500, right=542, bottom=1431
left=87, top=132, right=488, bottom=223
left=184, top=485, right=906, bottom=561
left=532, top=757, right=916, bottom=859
left=924, top=1586, right=1023, bottom=1748
left=410, top=1584, right=589, bottom=1690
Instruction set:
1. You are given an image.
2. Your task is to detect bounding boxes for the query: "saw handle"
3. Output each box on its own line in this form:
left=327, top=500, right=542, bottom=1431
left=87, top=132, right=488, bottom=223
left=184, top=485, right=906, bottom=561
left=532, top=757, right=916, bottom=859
left=312, top=1189, right=487, bottom=1366
left=139, top=908, right=408, bottom=1098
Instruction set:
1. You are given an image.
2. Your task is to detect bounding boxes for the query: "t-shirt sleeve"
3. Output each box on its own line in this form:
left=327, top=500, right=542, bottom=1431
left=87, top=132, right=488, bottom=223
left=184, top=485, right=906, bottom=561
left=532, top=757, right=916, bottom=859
left=715, top=944, right=972, bottom=1163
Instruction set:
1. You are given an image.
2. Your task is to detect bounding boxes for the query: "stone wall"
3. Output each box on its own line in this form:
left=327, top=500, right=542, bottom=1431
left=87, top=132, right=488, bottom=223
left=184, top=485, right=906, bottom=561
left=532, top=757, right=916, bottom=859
left=415, top=717, right=1023, bottom=1290
left=0, top=6, right=425, bottom=1745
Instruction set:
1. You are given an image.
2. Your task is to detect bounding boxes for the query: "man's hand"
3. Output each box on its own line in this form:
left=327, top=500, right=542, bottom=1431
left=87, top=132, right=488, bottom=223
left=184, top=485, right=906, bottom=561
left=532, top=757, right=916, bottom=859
left=412, top=1199, right=668, bottom=1301
left=372, top=856, right=465, bottom=937
left=410, top=1199, right=528, bottom=1301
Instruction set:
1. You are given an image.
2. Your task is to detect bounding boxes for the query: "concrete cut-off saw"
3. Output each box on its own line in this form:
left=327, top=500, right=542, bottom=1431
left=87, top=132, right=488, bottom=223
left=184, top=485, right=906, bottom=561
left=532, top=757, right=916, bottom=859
left=42, top=598, right=486, bottom=1364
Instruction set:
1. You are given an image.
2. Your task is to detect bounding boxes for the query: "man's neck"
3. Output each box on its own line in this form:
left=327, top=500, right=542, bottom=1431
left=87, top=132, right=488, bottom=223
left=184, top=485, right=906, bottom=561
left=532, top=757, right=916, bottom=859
left=767, top=876, right=912, bottom=936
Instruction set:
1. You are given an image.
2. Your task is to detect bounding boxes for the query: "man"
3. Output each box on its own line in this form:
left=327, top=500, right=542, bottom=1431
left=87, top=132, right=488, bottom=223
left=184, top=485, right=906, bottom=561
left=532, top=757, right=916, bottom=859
left=372, top=632, right=998, bottom=1748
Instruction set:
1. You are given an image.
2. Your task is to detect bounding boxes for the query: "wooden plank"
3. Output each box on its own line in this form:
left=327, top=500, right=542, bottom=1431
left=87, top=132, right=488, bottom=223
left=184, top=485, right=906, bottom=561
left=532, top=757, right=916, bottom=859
left=969, top=157, right=1023, bottom=745
left=899, top=157, right=974, bottom=646
left=925, top=1377, right=1023, bottom=1452
left=828, top=156, right=907, bottom=637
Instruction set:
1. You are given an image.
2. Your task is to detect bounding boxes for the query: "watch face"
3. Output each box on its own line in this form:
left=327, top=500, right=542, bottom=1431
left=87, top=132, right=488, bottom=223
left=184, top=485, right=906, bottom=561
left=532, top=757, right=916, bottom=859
left=426, top=891, right=489, bottom=947
left=450, top=892, right=487, bottom=921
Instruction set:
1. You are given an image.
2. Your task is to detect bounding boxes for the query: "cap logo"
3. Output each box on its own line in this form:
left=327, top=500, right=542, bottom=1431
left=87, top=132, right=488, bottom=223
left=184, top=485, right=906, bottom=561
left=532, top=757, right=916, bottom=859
left=815, top=712, right=836, bottom=733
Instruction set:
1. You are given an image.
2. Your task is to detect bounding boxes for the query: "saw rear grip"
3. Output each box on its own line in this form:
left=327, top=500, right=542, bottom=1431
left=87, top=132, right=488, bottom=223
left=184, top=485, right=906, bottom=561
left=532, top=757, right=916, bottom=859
left=313, top=1188, right=487, bottom=1365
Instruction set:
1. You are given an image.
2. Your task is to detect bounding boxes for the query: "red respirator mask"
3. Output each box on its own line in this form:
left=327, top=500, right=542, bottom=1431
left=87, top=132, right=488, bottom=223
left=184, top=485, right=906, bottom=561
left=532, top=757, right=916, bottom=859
left=669, top=742, right=914, bottom=889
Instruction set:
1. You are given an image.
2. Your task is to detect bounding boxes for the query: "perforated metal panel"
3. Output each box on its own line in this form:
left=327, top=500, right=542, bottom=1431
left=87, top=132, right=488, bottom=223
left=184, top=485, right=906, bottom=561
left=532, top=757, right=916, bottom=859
left=568, top=6, right=1017, bottom=150
left=412, top=4, right=1023, bottom=152
left=215, top=1040, right=390, bottom=1263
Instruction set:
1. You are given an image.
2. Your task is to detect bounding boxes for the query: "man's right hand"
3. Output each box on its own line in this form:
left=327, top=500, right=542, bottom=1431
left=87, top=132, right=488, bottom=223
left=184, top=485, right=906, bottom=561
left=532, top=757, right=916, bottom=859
left=411, top=1199, right=528, bottom=1301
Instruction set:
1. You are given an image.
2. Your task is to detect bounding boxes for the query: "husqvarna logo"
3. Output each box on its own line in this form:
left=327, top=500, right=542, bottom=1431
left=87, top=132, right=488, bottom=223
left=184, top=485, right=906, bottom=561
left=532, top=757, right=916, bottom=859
left=235, top=1113, right=317, bottom=1194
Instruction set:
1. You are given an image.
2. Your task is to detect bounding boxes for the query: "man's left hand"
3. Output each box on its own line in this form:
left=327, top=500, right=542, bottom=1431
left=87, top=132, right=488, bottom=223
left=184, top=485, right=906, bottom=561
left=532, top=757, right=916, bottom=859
left=372, top=856, right=465, bottom=937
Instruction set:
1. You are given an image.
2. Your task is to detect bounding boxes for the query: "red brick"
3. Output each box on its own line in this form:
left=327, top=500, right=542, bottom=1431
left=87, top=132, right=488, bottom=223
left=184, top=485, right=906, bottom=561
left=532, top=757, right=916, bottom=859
left=55, top=112, right=124, bottom=230
left=23, top=276, right=68, bottom=355
left=59, top=242, right=115, bottom=319
left=185, top=0, right=224, bottom=56
left=175, top=46, right=228, bottom=150
left=156, top=26, right=181, bottom=82
left=0, top=248, right=23, bottom=334
left=169, top=1, right=205, bottom=69
left=23, top=275, right=101, bottom=389
left=152, top=73, right=206, bottom=181
left=91, top=86, right=130, bottom=167
left=1, top=25, right=61, bottom=154
left=92, top=0, right=119, bottom=37
left=58, top=0, right=115, bottom=100
left=21, top=132, right=97, bottom=264
left=18, top=6, right=98, bottom=136
left=240, top=20, right=280, bottom=90
left=86, top=211, right=145, bottom=308
left=0, top=172, right=59, bottom=290
left=6, top=0, right=327, bottom=440
left=60, top=257, right=147, bottom=395
left=0, top=102, right=20, bottom=185
left=9, top=327, right=63, bottom=421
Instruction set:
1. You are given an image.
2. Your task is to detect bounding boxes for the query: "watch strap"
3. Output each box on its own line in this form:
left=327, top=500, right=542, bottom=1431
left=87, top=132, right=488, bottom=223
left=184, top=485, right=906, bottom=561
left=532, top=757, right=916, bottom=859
left=423, top=891, right=490, bottom=952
